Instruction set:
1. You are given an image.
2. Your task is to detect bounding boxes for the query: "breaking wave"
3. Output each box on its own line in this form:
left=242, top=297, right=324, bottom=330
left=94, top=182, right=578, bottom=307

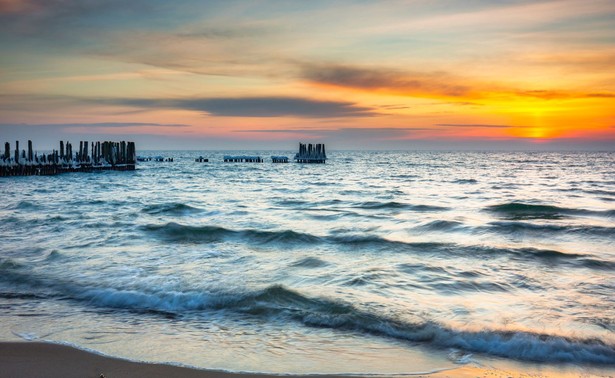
left=0, top=264, right=613, bottom=365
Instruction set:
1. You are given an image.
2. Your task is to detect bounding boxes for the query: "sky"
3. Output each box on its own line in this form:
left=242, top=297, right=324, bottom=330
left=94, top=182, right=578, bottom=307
left=1, top=0, right=614, bottom=150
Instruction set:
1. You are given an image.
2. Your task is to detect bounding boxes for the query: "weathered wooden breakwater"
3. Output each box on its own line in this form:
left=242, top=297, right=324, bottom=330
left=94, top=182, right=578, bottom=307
left=223, top=155, right=263, bottom=163
left=294, top=143, right=327, bottom=163
left=1, top=140, right=136, bottom=177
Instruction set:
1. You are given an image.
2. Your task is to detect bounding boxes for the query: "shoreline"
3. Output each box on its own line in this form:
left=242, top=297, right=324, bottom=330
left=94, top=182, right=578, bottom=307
left=2, top=341, right=613, bottom=378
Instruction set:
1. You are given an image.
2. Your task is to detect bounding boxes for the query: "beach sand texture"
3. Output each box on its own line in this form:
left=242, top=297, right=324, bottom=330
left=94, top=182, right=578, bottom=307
left=2, top=342, right=612, bottom=378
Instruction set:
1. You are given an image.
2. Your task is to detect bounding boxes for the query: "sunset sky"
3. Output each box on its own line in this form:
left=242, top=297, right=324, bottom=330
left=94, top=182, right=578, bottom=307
left=1, top=0, right=614, bottom=150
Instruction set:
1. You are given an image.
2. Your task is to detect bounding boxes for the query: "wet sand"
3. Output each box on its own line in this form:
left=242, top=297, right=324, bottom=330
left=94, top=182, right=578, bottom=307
left=0, top=341, right=610, bottom=378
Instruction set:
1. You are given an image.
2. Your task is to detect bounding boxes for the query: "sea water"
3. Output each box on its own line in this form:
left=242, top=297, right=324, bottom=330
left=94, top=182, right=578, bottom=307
left=1, top=151, right=614, bottom=375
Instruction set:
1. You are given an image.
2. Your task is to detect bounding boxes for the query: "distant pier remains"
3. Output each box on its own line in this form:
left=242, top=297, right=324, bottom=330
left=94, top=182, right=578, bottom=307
left=223, top=155, right=263, bottom=163
left=1, top=140, right=136, bottom=177
left=294, top=143, right=327, bottom=163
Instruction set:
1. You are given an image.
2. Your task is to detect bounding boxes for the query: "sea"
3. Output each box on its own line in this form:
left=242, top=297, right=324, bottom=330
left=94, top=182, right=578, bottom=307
left=1, top=150, right=614, bottom=376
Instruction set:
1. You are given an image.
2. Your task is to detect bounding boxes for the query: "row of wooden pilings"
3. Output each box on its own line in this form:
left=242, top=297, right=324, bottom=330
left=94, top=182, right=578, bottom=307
left=1, top=140, right=136, bottom=176
left=294, top=143, right=327, bottom=163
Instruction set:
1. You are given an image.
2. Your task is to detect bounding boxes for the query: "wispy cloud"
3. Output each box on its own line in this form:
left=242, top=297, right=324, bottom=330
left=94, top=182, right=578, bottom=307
left=23, top=122, right=188, bottom=128
left=436, top=123, right=516, bottom=128
left=101, top=96, right=376, bottom=118
left=300, top=62, right=615, bottom=102
left=301, top=63, right=470, bottom=97
left=234, top=127, right=436, bottom=136
left=234, top=129, right=331, bottom=133
left=0, top=93, right=376, bottom=118
left=586, top=93, right=615, bottom=98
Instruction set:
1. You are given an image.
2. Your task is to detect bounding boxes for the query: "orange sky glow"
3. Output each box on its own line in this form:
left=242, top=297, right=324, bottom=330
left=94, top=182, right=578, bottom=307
left=0, top=0, right=614, bottom=149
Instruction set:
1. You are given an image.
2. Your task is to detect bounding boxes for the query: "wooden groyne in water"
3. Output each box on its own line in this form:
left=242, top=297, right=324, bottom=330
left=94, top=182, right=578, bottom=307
left=1, top=140, right=136, bottom=177
left=294, top=143, right=327, bottom=163
left=224, top=155, right=263, bottom=163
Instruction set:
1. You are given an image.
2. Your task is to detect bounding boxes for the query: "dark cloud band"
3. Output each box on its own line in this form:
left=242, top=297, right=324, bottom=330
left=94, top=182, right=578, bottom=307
left=105, top=96, right=375, bottom=118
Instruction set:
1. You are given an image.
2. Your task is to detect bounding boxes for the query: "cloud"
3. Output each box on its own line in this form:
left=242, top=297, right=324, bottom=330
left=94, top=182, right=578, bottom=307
left=0, top=93, right=376, bottom=118
left=0, top=0, right=288, bottom=78
left=515, top=90, right=615, bottom=100
left=234, top=129, right=331, bottom=133
left=176, top=24, right=276, bottom=40
left=3, top=122, right=189, bottom=128
left=233, top=127, right=435, bottom=140
left=301, top=63, right=470, bottom=97
left=0, top=122, right=189, bottom=141
left=519, top=51, right=615, bottom=72
left=103, top=96, right=375, bottom=118
left=0, top=0, right=40, bottom=14
left=515, top=90, right=573, bottom=100
left=0, top=94, right=80, bottom=111
left=299, top=62, right=615, bottom=104
left=586, top=93, right=615, bottom=98
left=436, top=123, right=516, bottom=128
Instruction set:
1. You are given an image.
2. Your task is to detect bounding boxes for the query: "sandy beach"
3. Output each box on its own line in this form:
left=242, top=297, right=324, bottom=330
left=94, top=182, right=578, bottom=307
left=0, top=342, right=342, bottom=378
left=3, top=341, right=613, bottom=378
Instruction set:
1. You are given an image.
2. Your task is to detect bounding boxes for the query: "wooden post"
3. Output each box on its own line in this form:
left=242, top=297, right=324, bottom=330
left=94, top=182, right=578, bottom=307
left=27, top=140, right=33, bottom=162
left=60, top=141, right=64, bottom=161
left=128, top=142, right=135, bottom=164
left=121, top=141, right=126, bottom=164
left=4, top=142, right=9, bottom=160
left=15, top=141, right=19, bottom=163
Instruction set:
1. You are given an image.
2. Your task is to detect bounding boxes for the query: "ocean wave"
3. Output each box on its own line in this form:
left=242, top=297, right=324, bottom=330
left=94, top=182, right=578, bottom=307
left=461, top=246, right=615, bottom=271
left=0, top=258, right=24, bottom=270
left=274, top=199, right=309, bottom=207
left=306, top=212, right=363, bottom=221
left=140, top=223, right=614, bottom=270
left=414, top=220, right=465, bottom=232
left=0, top=291, right=52, bottom=300
left=141, top=202, right=204, bottom=216
left=143, top=222, right=322, bottom=245
left=487, top=221, right=615, bottom=237
left=452, top=178, right=478, bottom=184
left=143, top=222, right=453, bottom=249
left=11, top=201, right=40, bottom=210
left=2, top=274, right=614, bottom=365
left=352, top=201, right=448, bottom=212
left=290, top=257, right=329, bottom=268
left=584, top=189, right=615, bottom=197
left=44, top=250, right=64, bottom=261
left=486, top=202, right=614, bottom=220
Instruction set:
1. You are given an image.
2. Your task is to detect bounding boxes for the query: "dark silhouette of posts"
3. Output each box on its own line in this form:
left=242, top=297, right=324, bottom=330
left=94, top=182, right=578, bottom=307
left=1, top=140, right=137, bottom=176
left=294, top=142, right=327, bottom=163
